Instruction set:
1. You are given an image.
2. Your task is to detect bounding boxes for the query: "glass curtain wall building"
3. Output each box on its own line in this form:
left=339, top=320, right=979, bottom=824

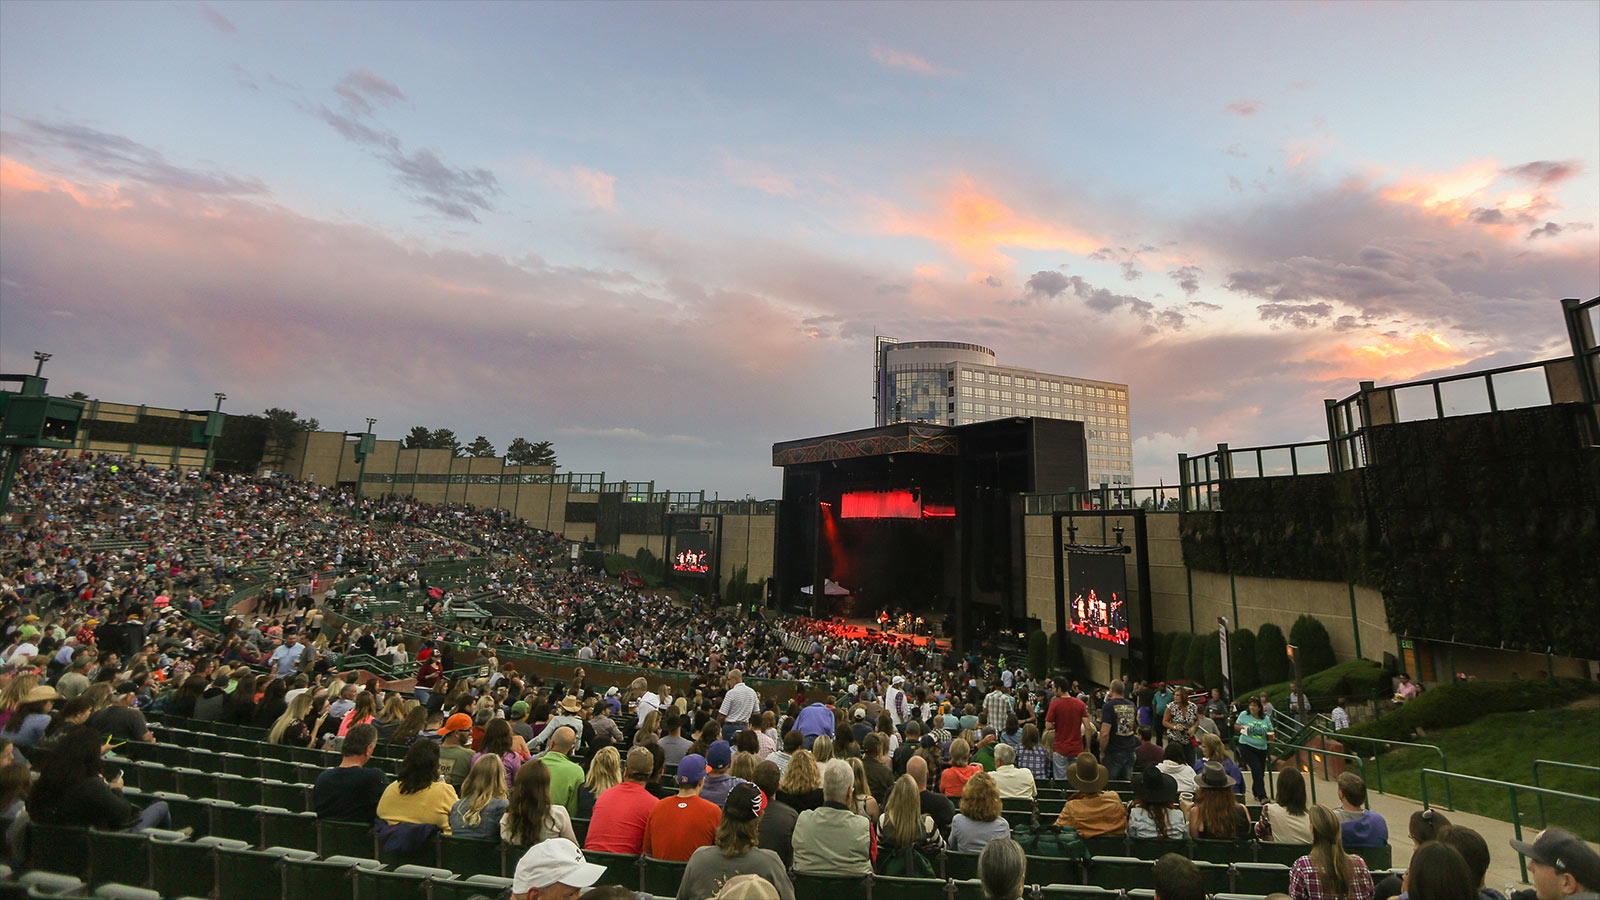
left=873, top=337, right=1133, bottom=487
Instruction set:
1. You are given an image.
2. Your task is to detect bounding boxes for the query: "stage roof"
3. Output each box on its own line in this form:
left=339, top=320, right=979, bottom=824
left=772, top=422, right=959, bottom=467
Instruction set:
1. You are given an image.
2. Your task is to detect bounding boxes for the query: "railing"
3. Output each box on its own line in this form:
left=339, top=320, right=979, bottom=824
left=1024, top=484, right=1181, bottom=515
left=1419, top=769, right=1600, bottom=883
left=1531, top=759, right=1600, bottom=830
left=1268, top=740, right=1368, bottom=808
left=1315, top=728, right=1452, bottom=811
left=1177, top=440, right=1334, bottom=512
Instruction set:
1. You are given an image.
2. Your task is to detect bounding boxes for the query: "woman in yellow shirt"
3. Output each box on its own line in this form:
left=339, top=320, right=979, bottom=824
left=377, top=739, right=458, bottom=833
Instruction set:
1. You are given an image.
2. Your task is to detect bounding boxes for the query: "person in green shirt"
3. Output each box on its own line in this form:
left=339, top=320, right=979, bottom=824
left=538, top=726, right=584, bottom=814
left=1231, top=697, right=1275, bottom=803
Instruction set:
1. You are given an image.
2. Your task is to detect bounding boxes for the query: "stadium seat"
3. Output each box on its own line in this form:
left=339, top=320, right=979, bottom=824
left=91, top=884, right=162, bottom=900
left=437, top=835, right=505, bottom=878
left=220, top=752, right=264, bottom=779
left=1082, top=835, right=1127, bottom=859
left=943, top=849, right=981, bottom=879
left=1124, top=837, right=1188, bottom=860
left=260, top=779, right=312, bottom=812
left=790, top=873, right=872, bottom=900
left=1192, top=839, right=1251, bottom=863
left=950, top=879, right=988, bottom=900
left=208, top=799, right=264, bottom=846
left=258, top=807, right=320, bottom=852
left=1232, top=863, right=1292, bottom=895
left=428, top=874, right=516, bottom=900
left=581, top=850, right=640, bottom=890
left=1353, top=845, right=1394, bottom=871
left=1255, top=842, right=1312, bottom=865
left=150, top=835, right=247, bottom=899
left=639, top=857, right=687, bottom=895
left=150, top=792, right=212, bottom=836
left=25, top=823, right=92, bottom=880
left=377, top=833, right=441, bottom=869
left=86, top=830, right=156, bottom=888
left=216, top=773, right=263, bottom=807
left=214, top=845, right=316, bottom=900
left=570, top=816, right=590, bottom=843
left=280, top=854, right=382, bottom=900
left=1035, top=885, right=1120, bottom=900
left=317, top=819, right=378, bottom=859
left=352, top=863, right=456, bottom=900
left=1088, top=855, right=1151, bottom=890
left=10, top=872, right=82, bottom=899
left=873, top=875, right=953, bottom=899
left=1023, top=854, right=1084, bottom=886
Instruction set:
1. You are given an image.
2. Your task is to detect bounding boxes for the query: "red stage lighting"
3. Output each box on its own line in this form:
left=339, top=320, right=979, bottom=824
left=840, top=490, right=953, bottom=519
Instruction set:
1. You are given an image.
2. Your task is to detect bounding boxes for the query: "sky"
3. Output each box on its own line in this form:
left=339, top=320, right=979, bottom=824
left=2, top=1, right=1597, bottom=499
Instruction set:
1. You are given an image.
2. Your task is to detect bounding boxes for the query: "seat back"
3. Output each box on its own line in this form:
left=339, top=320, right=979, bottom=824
left=259, top=808, right=320, bottom=853
left=213, top=846, right=310, bottom=900
left=1082, top=835, right=1128, bottom=859
left=208, top=800, right=263, bottom=847
left=873, top=875, right=952, bottom=899
left=352, top=865, right=451, bottom=900
left=1353, top=845, right=1393, bottom=871
left=1191, top=838, right=1251, bottom=864
left=85, top=830, right=153, bottom=889
left=1232, top=862, right=1292, bottom=895
left=790, top=873, right=872, bottom=900
left=429, top=874, right=515, bottom=900
left=581, top=850, right=640, bottom=891
left=279, top=856, right=375, bottom=900
left=25, top=823, right=92, bottom=880
left=1087, top=855, right=1150, bottom=890
left=1125, top=837, right=1189, bottom=860
left=317, top=819, right=377, bottom=859
left=1036, top=885, right=1121, bottom=900
left=1255, top=842, right=1312, bottom=865
left=639, top=857, right=687, bottom=896
left=437, top=836, right=505, bottom=879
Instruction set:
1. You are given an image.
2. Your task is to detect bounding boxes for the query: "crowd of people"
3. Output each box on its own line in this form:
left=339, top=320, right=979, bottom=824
left=0, top=449, right=1596, bottom=900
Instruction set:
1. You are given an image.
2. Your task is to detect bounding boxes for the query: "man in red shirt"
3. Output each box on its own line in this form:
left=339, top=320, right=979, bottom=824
left=1044, top=678, right=1088, bottom=780
left=581, top=747, right=659, bottom=854
left=641, top=753, right=722, bottom=861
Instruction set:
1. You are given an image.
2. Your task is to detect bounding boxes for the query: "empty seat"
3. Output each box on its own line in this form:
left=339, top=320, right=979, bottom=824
left=1036, top=885, right=1121, bottom=900
left=582, top=849, right=641, bottom=890
left=428, top=874, right=516, bottom=900
left=790, top=873, right=872, bottom=900
left=25, top=823, right=92, bottom=880
left=353, top=864, right=456, bottom=900
left=873, top=875, right=953, bottom=899
left=91, top=884, right=162, bottom=900
left=259, top=807, right=320, bottom=853
left=317, top=819, right=378, bottom=859
left=943, top=850, right=981, bottom=879
left=438, top=835, right=505, bottom=878
left=1232, top=863, right=1292, bottom=895
left=213, top=845, right=316, bottom=900
left=280, top=854, right=383, bottom=900
left=86, top=830, right=156, bottom=888
left=639, top=857, right=687, bottom=896
left=149, top=835, right=248, bottom=899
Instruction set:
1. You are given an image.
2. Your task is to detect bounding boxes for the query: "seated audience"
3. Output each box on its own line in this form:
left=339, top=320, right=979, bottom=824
left=26, top=725, right=172, bottom=832
left=1290, top=806, right=1374, bottom=900
left=988, top=743, right=1036, bottom=800
left=582, top=747, right=657, bottom=854
left=502, top=759, right=577, bottom=847
left=377, top=739, right=458, bottom=833
left=1055, top=752, right=1127, bottom=837
left=1337, top=773, right=1390, bottom=848
left=313, top=723, right=386, bottom=822
left=509, top=837, right=604, bottom=900
left=792, top=759, right=873, bottom=876
left=1187, top=761, right=1249, bottom=840
left=1258, top=767, right=1315, bottom=844
left=642, top=752, right=722, bottom=861
left=751, top=761, right=797, bottom=867
left=1405, top=840, right=1476, bottom=900
left=449, top=754, right=511, bottom=841
left=941, top=738, right=983, bottom=797
left=1154, top=852, right=1207, bottom=900
left=979, top=837, right=1027, bottom=900
left=1509, top=828, right=1600, bottom=900
left=678, top=782, right=795, bottom=900
left=950, top=771, right=1010, bottom=853
left=1128, top=766, right=1187, bottom=840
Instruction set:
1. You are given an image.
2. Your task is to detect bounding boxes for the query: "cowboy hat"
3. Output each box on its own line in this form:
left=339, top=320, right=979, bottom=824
left=1066, top=752, right=1108, bottom=793
left=560, top=695, right=583, bottom=713
left=1198, top=760, right=1238, bottom=791
left=1135, top=766, right=1179, bottom=805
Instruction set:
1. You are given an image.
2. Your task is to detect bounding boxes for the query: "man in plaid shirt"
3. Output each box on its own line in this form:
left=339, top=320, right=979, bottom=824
left=983, top=680, right=1014, bottom=736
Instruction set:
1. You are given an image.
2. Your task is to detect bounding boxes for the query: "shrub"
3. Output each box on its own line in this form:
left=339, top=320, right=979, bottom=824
left=1230, top=628, right=1259, bottom=693
left=1256, top=659, right=1389, bottom=714
left=1203, top=636, right=1224, bottom=688
left=1048, top=630, right=1064, bottom=670
left=1185, top=634, right=1207, bottom=683
left=1256, top=623, right=1290, bottom=686
left=1154, top=632, right=1176, bottom=678
left=1343, top=677, right=1600, bottom=746
left=1028, top=630, right=1050, bottom=681
left=1290, top=614, right=1338, bottom=674
left=1166, top=632, right=1194, bottom=681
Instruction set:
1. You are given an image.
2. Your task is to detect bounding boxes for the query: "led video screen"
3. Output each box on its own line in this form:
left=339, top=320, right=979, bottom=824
left=1068, top=551, right=1132, bottom=655
left=672, top=531, right=712, bottom=576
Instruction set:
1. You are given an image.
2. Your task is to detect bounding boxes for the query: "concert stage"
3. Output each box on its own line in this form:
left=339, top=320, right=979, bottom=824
left=772, top=418, right=1090, bottom=651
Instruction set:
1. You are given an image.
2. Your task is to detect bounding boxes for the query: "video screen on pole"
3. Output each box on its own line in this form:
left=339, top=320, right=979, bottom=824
left=672, top=531, right=712, bottom=576
left=1068, top=552, right=1132, bottom=654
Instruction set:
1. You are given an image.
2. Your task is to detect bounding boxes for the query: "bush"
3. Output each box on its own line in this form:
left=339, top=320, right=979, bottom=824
left=1256, top=623, right=1290, bottom=686
left=1155, top=632, right=1176, bottom=678
left=1048, top=631, right=1064, bottom=670
left=1185, top=634, right=1207, bottom=683
left=603, top=554, right=631, bottom=577
left=1344, top=677, right=1600, bottom=746
left=1028, top=630, right=1050, bottom=681
left=1203, top=636, right=1224, bottom=688
left=1230, top=628, right=1259, bottom=693
left=1290, top=614, right=1338, bottom=674
left=1166, top=632, right=1194, bottom=681
left=1256, top=658, right=1389, bottom=714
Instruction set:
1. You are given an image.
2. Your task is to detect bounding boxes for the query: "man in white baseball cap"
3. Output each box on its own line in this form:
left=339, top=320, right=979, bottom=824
left=511, top=837, right=605, bottom=900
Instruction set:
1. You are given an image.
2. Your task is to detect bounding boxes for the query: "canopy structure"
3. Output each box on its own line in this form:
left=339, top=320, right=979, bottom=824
left=799, top=578, right=851, bottom=596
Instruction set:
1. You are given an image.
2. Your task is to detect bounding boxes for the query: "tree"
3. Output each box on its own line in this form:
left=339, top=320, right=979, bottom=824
left=1184, top=634, right=1207, bottom=682
left=1203, top=636, right=1224, bottom=689
left=1166, top=632, right=1194, bottom=681
left=1290, top=614, right=1338, bottom=674
left=66, top=391, right=89, bottom=401
left=402, top=427, right=464, bottom=456
left=465, top=435, right=496, bottom=458
left=1155, top=632, right=1176, bottom=677
left=1231, top=628, right=1260, bottom=693
left=261, top=408, right=320, bottom=467
left=431, top=429, right=462, bottom=456
left=506, top=437, right=557, bottom=468
left=402, top=426, right=434, bottom=450
left=1256, top=622, right=1291, bottom=686
left=1028, top=629, right=1050, bottom=681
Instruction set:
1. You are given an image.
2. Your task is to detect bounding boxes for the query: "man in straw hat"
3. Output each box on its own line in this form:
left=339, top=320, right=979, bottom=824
left=1053, top=752, right=1128, bottom=836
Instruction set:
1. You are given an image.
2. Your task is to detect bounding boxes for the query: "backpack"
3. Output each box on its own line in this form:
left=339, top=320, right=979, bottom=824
left=1011, top=822, right=1089, bottom=860
left=880, top=845, right=939, bottom=879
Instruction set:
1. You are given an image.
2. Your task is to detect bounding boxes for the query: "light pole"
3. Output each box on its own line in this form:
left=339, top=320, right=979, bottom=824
left=190, top=392, right=226, bottom=524
left=355, top=418, right=376, bottom=513
left=32, top=352, right=52, bottom=377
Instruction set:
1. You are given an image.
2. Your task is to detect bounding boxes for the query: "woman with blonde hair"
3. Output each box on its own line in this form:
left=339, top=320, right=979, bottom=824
left=448, top=754, right=510, bottom=841
left=577, top=746, right=622, bottom=817
left=949, top=772, right=1011, bottom=852
left=809, top=734, right=834, bottom=764
left=633, top=709, right=660, bottom=747
left=373, top=694, right=409, bottom=742
left=776, top=748, right=823, bottom=812
left=0, top=675, right=41, bottom=733
left=730, top=751, right=760, bottom=784
left=877, top=774, right=942, bottom=868
left=1289, top=805, right=1374, bottom=900
left=268, top=693, right=314, bottom=745
left=848, top=757, right=880, bottom=820
left=1194, top=732, right=1244, bottom=797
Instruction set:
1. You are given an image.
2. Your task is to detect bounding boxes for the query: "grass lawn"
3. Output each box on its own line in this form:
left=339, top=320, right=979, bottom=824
left=1366, top=706, right=1600, bottom=842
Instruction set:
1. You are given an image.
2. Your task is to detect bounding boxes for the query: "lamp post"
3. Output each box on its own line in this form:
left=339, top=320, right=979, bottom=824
left=190, top=392, right=226, bottom=524
left=32, top=352, right=51, bottom=377
left=355, top=418, right=376, bottom=514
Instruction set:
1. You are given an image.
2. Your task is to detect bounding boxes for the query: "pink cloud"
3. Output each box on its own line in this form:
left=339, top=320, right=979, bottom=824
left=869, top=44, right=947, bottom=76
left=873, top=175, right=1103, bottom=269
left=1226, top=99, right=1262, bottom=116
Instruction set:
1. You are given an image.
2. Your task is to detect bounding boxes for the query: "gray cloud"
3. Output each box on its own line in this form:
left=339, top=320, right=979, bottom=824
left=389, top=148, right=499, bottom=222
left=982, top=275, right=1002, bottom=287
left=189, top=2, right=236, bottom=34
left=1063, top=275, right=1154, bottom=318
left=1226, top=99, right=1262, bottom=115
left=1526, top=222, right=1562, bottom=240
left=8, top=119, right=266, bottom=195
left=1168, top=265, right=1201, bottom=296
left=334, top=69, right=405, bottom=116
left=1257, top=301, right=1334, bottom=329
left=1120, top=261, right=1142, bottom=281
left=1502, top=159, right=1582, bottom=187
left=1025, top=270, right=1070, bottom=298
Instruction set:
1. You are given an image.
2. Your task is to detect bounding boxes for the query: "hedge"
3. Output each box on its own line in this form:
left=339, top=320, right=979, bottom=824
left=1254, top=658, right=1390, bottom=713
left=1167, top=632, right=1194, bottom=681
left=1256, top=623, right=1290, bottom=686
left=1343, top=677, right=1600, bottom=746
left=1184, top=635, right=1207, bottom=682
left=1290, top=615, right=1338, bottom=674
left=1230, top=628, right=1259, bottom=693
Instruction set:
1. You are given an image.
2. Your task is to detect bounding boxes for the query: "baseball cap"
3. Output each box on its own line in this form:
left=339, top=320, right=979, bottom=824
left=676, top=754, right=708, bottom=785
left=1511, top=829, right=1600, bottom=888
left=722, top=782, right=767, bottom=823
left=707, top=740, right=732, bottom=769
left=510, top=701, right=529, bottom=717
left=437, top=713, right=473, bottom=736
left=853, top=707, right=866, bottom=720
left=891, top=675, right=905, bottom=685
left=716, top=875, right=782, bottom=900
left=511, top=837, right=605, bottom=892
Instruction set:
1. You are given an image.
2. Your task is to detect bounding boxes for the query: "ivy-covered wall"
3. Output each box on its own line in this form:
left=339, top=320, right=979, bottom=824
left=85, top=412, right=270, bottom=473
left=1181, top=404, right=1600, bottom=660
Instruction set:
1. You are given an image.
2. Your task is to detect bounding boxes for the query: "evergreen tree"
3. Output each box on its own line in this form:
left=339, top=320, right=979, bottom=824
left=1256, top=622, right=1291, bottom=686
left=1185, top=634, right=1207, bottom=682
left=465, top=435, right=496, bottom=458
left=1028, top=630, right=1050, bottom=681
left=505, top=438, right=557, bottom=468
left=1166, top=632, right=1194, bottom=681
left=1290, top=614, right=1339, bottom=673
left=1230, top=628, right=1260, bottom=692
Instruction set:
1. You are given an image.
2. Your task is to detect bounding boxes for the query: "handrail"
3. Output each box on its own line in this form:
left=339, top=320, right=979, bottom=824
left=1268, top=740, right=1368, bottom=808
left=1312, top=727, right=1452, bottom=811
left=1418, top=768, right=1600, bottom=883
left=1531, top=759, right=1600, bottom=830
left=1335, top=355, right=1573, bottom=405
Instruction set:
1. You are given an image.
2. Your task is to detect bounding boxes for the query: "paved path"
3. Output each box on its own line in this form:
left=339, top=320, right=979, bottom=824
left=1307, top=770, right=1587, bottom=891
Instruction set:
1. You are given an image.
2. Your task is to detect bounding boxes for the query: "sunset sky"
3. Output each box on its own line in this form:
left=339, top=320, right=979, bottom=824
left=2, top=1, right=1596, bottom=497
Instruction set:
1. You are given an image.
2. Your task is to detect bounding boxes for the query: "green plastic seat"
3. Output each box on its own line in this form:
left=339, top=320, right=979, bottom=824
left=582, top=850, right=640, bottom=890
left=280, top=855, right=380, bottom=900
left=1026, top=854, right=1085, bottom=887
left=1088, top=855, right=1151, bottom=890
left=1037, top=885, right=1121, bottom=900
left=639, top=857, right=687, bottom=896
left=86, top=830, right=154, bottom=888
left=1353, top=845, right=1394, bottom=871
left=25, top=823, right=92, bottom=880
left=1232, top=863, right=1292, bottom=895
left=943, top=850, right=981, bottom=880
left=1255, top=842, right=1312, bottom=865
left=216, top=774, right=263, bottom=807
left=149, top=835, right=246, bottom=899
left=219, top=752, right=264, bottom=778
left=317, top=819, right=377, bottom=859
left=258, top=807, right=319, bottom=852
left=427, top=874, right=515, bottom=900
left=213, top=846, right=315, bottom=900
left=1124, top=837, right=1189, bottom=860
left=208, top=800, right=262, bottom=846
left=790, top=873, right=871, bottom=900
left=438, top=835, right=505, bottom=878
left=90, top=883, right=162, bottom=900
left=570, top=816, right=590, bottom=843
left=1192, top=838, right=1250, bottom=863
left=950, top=878, right=988, bottom=900
left=873, top=875, right=951, bottom=899
left=259, top=778, right=312, bottom=812
left=353, top=864, right=454, bottom=900
left=12, top=872, right=83, bottom=899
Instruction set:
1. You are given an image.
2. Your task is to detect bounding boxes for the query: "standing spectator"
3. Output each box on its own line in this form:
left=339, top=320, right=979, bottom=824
left=1290, top=806, right=1374, bottom=900
left=642, top=753, right=722, bottom=862
left=979, top=838, right=1027, bottom=900
left=501, top=760, right=577, bottom=848
left=1099, top=680, right=1140, bottom=783
left=1162, top=687, right=1201, bottom=765
left=791, top=759, right=873, bottom=876
left=983, top=684, right=1013, bottom=740
left=313, top=724, right=386, bottom=822
left=1289, top=683, right=1313, bottom=726
left=377, top=739, right=458, bottom=833
left=1205, top=689, right=1230, bottom=736
left=1394, top=674, right=1420, bottom=705
left=1331, top=697, right=1351, bottom=732
left=717, top=671, right=759, bottom=742
left=449, top=755, right=510, bottom=841
left=678, top=782, right=795, bottom=900
left=1335, top=773, right=1389, bottom=848
left=1044, top=679, right=1089, bottom=780
left=582, top=748, right=658, bottom=854
left=1233, top=696, right=1275, bottom=803
left=1053, top=753, right=1127, bottom=837
left=949, top=772, right=1010, bottom=853
left=1257, top=768, right=1314, bottom=844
